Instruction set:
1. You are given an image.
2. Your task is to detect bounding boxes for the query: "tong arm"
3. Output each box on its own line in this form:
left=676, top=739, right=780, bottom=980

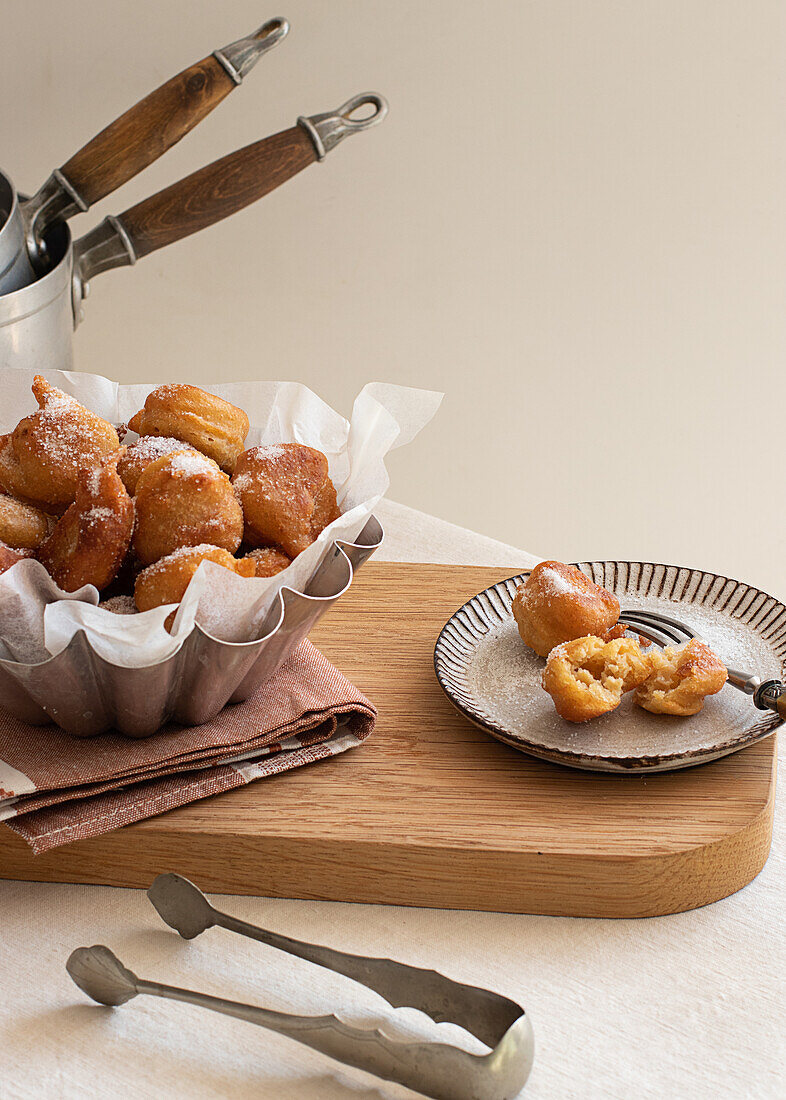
left=219, top=911, right=522, bottom=1048
left=68, top=942, right=534, bottom=1100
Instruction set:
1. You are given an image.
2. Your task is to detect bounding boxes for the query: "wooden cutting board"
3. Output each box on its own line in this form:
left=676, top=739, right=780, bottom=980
left=0, top=563, right=776, bottom=916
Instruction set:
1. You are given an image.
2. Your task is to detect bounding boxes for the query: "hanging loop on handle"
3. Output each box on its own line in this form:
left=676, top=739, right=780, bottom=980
left=297, top=93, right=389, bottom=160
left=213, top=16, right=289, bottom=83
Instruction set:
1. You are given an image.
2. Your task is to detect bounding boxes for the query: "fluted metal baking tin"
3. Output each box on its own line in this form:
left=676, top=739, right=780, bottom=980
left=0, top=517, right=382, bottom=738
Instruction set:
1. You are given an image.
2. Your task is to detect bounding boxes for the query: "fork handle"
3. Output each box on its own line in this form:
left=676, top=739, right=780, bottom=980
left=754, top=680, right=786, bottom=717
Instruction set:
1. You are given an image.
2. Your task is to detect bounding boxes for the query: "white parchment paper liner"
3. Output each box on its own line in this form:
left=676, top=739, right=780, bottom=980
left=0, top=368, right=441, bottom=668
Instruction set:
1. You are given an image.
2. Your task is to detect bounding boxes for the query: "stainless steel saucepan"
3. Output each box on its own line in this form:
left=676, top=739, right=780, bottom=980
left=0, top=94, right=387, bottom=373
left=0, top=16, right=289, bottom=294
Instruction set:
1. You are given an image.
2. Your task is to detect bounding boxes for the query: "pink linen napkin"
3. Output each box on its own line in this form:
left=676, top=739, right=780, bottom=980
left=0, top=640, right=375, bottom=854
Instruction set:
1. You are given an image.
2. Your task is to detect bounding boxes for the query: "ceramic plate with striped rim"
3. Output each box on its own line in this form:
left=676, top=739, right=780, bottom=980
left=434, top=562, right=786, bottom=773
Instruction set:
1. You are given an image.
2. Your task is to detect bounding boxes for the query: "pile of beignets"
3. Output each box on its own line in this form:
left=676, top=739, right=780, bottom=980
left=513, top=561, right=728, bottom=722
left=0, top=377, right=341, bottom=621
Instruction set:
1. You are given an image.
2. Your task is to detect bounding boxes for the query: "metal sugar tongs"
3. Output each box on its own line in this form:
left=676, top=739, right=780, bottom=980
left=67, top=874, right=535, bottom=1100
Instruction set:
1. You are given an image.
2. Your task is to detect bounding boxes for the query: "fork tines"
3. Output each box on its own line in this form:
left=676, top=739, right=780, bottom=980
left=618, top=610, right=695, bottom=648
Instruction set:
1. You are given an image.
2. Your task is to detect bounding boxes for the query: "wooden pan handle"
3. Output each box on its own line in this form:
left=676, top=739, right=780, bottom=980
left=119, top=125, right=316, bottom=258
left=60, top=57, right=236, bottom=207
left=72, top=95, right=387, bottom=297
left=59, top=18, right=289, bottom=207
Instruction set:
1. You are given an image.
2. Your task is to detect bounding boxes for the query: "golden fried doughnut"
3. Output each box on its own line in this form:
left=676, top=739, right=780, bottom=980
left=0, top=434, right=67, bottom=512
left=132, top=449, right=243, bottom=565
left=37, top=450, right=134, bottom=592
left=0, top=492, right=52, bottom=549
left=513, top=561, right=620, bottom=657
left=542, top=635, right=653, bottom=723
left=0, top=542, right=34, bottom=574
left=0, top=435, right=29, bottom=504
left=117, top=436, right=200, bottom=494
left=244, top=546, right=291, bottom=578
left=134, top=544, right=255, bottom=612
left=635, top=639, right=727, bottom=716
left=232, top=444, right=341, bottom=559
left=128, top=384, right=249, bottom=472
left=0, top=376, right=119, bottom=510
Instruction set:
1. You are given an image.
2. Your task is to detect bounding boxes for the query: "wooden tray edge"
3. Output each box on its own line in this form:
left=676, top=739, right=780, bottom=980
left=0, top=766, right=773, bottom=917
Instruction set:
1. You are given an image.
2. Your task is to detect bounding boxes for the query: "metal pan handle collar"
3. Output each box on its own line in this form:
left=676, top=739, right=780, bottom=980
left=213, top=16, right=289, bottom=83
left=298, top=93, right=388, bottom=159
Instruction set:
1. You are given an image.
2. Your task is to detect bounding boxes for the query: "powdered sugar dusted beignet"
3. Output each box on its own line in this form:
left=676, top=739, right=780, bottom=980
left=118, top=436, right=200, bottom=494
left=635, top=638, right=727, bottom=716
left=37, top=450, right=134, bottom=592
left=0, top=376, right=119, bottom=510
left=244, top=546, right=292, bottom=578
left=132, top=449, right=244, bottom=565
left=128, top=384, right=249, bottom=472
left=0, top=493, right=52, bottom=549
left=513, top=561, right=620, bottom=657
left=232, top=443, right=341, bottom=559
left=134, top=544, right=255, bottom=612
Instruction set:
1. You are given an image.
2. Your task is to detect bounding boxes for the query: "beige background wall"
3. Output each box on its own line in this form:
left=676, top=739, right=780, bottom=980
left=2, top=1, right=784, bottom=595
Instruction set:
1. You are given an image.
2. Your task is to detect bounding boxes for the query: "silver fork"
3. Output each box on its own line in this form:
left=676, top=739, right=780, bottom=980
left=66, top=874, right=534, bottom=1100
left=618, top=609, right=785, bottom=718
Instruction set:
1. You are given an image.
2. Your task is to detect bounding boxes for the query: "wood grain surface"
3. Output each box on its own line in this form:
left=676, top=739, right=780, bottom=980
left=120, top=127, right=315, bottom=258
left=61, top=56, right=235, bottom=206
left=0, top=563, right=776, bottom=916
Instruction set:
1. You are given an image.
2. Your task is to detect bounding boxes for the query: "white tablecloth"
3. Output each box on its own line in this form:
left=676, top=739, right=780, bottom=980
left=1, top=499, right=782, bottom=1099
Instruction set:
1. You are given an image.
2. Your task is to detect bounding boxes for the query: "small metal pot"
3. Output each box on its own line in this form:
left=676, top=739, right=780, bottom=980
left=0, top=17, right=288, bottom=294
left=0, top=94, right=386, bottom=374
left=0, top=173, right=33, bottom=292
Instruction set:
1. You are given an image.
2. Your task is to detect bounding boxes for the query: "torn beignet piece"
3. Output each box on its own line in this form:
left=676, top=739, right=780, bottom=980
left=635, top=639, right=727, bottom=716
left=542, top=635, right=653, bottom=723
